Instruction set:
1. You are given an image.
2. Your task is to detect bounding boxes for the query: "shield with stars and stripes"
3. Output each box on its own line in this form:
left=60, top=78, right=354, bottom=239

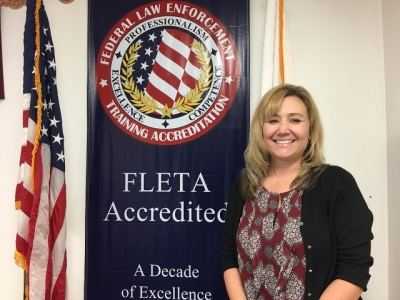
left=96, top=1, right=240, bottom=145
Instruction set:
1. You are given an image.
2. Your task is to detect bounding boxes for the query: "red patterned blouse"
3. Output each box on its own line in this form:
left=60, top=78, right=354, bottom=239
left=236, top=186, right=306, bottom=299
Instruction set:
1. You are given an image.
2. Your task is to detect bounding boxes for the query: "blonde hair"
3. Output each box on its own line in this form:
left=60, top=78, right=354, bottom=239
left=241, top=84, right=327, bottom=200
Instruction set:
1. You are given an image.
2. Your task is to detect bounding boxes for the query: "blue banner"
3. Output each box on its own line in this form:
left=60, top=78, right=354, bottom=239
left=86, top=1, right=249, bottom=299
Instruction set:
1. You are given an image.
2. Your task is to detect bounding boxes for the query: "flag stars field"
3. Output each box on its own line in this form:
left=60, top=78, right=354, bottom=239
left=41, top=126, right=48, bottom=137
left=52, top=134, right=64, bottom=145
left=45, top=41, right=53, bottom=52
left=56, top=151, right=65, bottom=162
left=140, top=61, right=149, bottom=70
left=149, top=32, right=157, bottom=42
left=48, top=100, right=55, bottom=110
left=137, top=76, right=145, bottom=85
left=145, top=47, right=153, bottom=56
left=50, top=116, right=60, bottom=127
left=48, top=59, right=56, bottom=69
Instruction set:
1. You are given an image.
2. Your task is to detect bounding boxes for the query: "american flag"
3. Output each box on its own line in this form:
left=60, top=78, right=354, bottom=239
left=260, top=0, right=294, bottom=94
left=132, top=28, right=202, bottom=110
left=15, top=0, right=67, bottom=299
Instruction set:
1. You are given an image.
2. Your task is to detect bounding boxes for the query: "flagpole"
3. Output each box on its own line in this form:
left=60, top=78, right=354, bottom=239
left=23, top=271, right=27, bottom=300
left=0, top=5, right=5, bottom=100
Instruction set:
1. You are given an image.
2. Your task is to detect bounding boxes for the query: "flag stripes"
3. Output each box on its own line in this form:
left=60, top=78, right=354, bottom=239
left=145, top=29, right=202, bottom=106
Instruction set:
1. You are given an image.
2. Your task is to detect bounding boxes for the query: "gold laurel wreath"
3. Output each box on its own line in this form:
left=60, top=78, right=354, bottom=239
left=120, top=40, right=213, bottom=118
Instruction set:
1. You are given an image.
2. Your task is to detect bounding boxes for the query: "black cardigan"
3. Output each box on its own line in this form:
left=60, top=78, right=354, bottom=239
left=221, top=166, right=373, bottom=299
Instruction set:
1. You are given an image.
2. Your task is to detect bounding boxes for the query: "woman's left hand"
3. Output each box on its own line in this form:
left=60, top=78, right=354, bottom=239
left=319, top=279, right=363, bottom=300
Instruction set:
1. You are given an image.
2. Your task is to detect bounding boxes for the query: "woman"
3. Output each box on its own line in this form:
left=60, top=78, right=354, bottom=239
left=221, top=84, right=373, bottom=300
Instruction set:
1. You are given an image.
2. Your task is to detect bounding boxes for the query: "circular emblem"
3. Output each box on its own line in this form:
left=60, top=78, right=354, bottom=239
left=96, top=1, right=240, bottom=145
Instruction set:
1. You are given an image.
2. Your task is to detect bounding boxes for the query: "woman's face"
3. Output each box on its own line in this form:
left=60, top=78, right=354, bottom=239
left=263, top=96, right=310, bottom=166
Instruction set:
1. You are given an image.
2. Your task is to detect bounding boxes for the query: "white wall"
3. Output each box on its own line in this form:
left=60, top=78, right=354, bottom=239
left=285, top=2, right=388, bottom=298
left=0, top=6, right=26, bottom=299
left=382, top=0, right=400, bottom=299
left=0, top=0, right=389, bottom=299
